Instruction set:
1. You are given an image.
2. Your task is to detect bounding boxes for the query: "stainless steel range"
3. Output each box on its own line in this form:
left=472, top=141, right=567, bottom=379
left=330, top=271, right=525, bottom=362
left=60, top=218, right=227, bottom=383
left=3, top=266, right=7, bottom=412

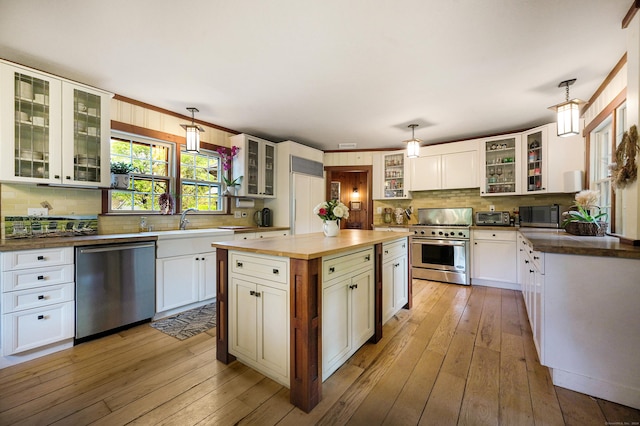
left=410, top=207, right=472, bottom=285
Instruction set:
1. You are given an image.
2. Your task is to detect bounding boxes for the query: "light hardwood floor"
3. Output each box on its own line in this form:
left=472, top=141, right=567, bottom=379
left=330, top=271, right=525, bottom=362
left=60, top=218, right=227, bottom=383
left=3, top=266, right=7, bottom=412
left=1, top=280, right=639, bottom=425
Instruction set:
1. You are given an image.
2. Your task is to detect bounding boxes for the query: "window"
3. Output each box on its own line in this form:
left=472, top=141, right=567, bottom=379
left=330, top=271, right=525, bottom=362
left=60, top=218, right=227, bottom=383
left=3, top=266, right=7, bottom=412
left=589, top=102, right=626, bottom=232
left=180, top=150, right=224, bottom=212
left=109, top=132, right=173, bottom=212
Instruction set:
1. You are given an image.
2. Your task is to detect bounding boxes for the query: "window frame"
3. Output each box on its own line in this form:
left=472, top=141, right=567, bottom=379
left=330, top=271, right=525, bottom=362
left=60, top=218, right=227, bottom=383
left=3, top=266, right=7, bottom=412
left=178, top=148, right=227, bottom=214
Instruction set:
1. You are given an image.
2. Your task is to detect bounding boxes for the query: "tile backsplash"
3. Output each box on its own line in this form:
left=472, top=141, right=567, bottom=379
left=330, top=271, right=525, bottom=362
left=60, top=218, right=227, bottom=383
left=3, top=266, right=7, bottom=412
left=373, top=188, right=576, bottom=225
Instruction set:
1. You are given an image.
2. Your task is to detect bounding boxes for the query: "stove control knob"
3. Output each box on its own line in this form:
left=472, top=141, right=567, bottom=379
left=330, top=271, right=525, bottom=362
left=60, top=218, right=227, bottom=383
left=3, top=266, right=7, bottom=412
left=420, top=230, right=425, bottom=235
left=414, top=230, right=418, bottom=235
left=431, top=231, right=436, bottom=235
left=459, top=232, right=464, bottom=236
left=444, top=232, right=449, bottom=237
left=438, top=231, right=443, bottom=235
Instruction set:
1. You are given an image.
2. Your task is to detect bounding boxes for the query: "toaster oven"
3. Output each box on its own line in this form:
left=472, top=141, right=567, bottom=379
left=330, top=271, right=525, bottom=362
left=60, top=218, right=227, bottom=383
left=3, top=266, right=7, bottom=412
left=475, top=211, right=510, bottom=226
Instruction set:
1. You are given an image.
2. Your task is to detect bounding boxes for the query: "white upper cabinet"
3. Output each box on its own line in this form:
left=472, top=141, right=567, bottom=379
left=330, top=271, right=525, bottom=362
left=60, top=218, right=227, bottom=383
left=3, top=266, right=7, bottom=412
left=522, top=125, right=548, bottom=194
left=231, top=134, right=276, bottom=198
left=409, top=140, right=479, bottom=191
left=479, top=133, right=522, bottom=196
left=0, top=60, right=112, bottom=187
left=373, top=151, right=411, bottom=199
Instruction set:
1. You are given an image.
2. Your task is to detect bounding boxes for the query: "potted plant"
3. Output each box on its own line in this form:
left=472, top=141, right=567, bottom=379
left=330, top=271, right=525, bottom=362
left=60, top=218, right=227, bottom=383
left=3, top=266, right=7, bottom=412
left=110, top=162, right=135, bottom=189
left=223, top=175, right=243, bottom=196
left=562, top=190, right=608, bottom=236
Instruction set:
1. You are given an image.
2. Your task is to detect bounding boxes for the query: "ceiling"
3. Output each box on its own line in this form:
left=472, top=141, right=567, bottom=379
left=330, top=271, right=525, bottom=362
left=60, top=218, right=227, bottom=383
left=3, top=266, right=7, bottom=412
left=0, top=1, right=632, bottom=152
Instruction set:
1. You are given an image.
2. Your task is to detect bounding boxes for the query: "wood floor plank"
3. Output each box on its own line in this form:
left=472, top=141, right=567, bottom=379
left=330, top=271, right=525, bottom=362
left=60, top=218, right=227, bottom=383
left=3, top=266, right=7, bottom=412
left=419, top=371, right=466, bottom=425
left=457, top=284, right=486, bottom=333
left=499, top=332, right=534, bottom=425
left=426, top=286, right=471, bottom=355
left=501, top=288, right=522, bottom=336
left=555, top=387, right=607, bottom=426
left=475, top=287, right=502, bottom=351
left=597, top=399, right=640, bottom=424
left=458, top=346, right=500, bottom=426
left=49, top=400, right=112, bottom=426
left=238, top=388, right=292, bottom=425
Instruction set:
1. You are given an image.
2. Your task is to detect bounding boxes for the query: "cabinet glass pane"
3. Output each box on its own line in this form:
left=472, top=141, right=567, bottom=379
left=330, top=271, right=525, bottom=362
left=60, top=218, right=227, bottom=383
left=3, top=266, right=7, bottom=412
left=263, top=143, right=275, bottom=196
left=384, top=153, right=404, bottom=198
left=525, top=131, right=543, bottom=192
left=14, top=72, right=50, bottom=178
left=246, top=139, right=259, bottom=195
left=484, top=138, right=516, bottom=194
left=73, top=89, right=101, bottom=182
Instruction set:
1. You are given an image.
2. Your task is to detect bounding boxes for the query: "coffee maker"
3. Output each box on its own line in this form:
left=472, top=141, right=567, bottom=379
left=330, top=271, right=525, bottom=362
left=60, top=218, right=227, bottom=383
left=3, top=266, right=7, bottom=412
left=253, top=208, right=272, bottom=227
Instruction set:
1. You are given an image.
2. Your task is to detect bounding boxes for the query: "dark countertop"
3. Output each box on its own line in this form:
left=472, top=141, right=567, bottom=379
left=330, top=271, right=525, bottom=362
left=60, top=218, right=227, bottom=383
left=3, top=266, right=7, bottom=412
left=0, top=226, right=290, bottom=252
left=518, top=228, right=640, bottom=259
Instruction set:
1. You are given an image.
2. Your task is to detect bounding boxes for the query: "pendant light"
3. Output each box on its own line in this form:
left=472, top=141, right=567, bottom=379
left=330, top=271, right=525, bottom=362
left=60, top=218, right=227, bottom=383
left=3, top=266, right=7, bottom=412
left=404, top=124, right=421, bottom=158
left=181, top=107, right=205, bottom=152
left=549, top=79, right=585, bottom=137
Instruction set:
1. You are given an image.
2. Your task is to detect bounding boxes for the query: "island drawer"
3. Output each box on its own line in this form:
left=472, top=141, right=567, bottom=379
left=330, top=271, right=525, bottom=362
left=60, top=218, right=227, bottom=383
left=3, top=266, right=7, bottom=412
left=230, top=252, right=289, bottom=285
left=382, top=238, right=408, bottom=261
left=323, top=247, right=374, bottom=282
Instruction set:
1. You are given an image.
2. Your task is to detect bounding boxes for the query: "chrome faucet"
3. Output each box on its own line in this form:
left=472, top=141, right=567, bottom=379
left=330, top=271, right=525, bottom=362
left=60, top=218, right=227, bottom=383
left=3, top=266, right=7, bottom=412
left=179, top=208, right=197, bottom=230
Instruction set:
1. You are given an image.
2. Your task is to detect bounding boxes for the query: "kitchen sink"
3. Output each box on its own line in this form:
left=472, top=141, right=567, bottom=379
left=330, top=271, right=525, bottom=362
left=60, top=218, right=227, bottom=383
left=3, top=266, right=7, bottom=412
left=147, top=228, right=235, bottom=258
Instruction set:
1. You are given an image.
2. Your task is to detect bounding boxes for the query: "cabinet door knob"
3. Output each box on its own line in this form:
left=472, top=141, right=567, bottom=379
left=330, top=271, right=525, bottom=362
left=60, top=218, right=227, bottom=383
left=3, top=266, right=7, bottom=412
left=529, top=269, right=534, bottom=273
left=237, top=261, right=243, bottom=267
left=329, top=267, right=335, bottom=273
left=37, top=315, right=45, bottom=320
left=394, top=263, right=400, bottom=267
left=255, top=291, right=261, bottom=297
left=250, top=290, right=256, bottom=296
left=365, top=255, right=371, bottom=261
left=272, top=269, right=279, bottom=275
left=65, top=176, right=71, bottom=180
left=54, top=175, right=60, bottom=179
left=533, top=256, right=539, bottom=260
left=525, top=260, right=529, bottom=264
left=384, top=250, right=389, bottom=254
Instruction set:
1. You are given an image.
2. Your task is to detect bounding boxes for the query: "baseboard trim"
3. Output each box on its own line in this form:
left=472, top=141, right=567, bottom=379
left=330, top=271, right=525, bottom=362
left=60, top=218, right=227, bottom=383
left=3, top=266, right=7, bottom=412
left=550, top=367, right=640, bottom=410
left=471, top=279, right=520, bottom=291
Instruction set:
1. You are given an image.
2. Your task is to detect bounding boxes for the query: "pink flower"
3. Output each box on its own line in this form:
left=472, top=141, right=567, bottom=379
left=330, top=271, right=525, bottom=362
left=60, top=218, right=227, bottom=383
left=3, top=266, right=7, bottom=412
left=217, top=145, right=240, bottom=171
left=319, top=208, right=327, bottom=216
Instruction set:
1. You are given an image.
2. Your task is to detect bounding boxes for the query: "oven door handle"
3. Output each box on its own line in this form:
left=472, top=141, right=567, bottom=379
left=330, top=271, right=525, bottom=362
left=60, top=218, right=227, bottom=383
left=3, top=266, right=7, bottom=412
left=412, top=239, right=467, bottom=247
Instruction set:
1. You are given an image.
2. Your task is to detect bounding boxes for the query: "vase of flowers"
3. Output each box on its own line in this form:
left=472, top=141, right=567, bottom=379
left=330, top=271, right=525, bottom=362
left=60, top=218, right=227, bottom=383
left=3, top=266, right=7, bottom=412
left=562, top=190, right=608, bottom=236
left=314, top=200, right=350, bottom=237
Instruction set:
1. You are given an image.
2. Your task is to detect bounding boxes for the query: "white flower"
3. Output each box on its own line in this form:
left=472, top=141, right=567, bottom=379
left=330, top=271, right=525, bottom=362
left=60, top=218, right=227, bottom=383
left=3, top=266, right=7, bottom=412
left=313, top=202, right=328, bottom=215
left=333, top=205, right=346, bottom=218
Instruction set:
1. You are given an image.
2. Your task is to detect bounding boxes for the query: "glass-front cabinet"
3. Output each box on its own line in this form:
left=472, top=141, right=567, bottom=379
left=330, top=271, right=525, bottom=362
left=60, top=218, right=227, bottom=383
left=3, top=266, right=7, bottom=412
left=479, top=134, right=521, bottom=196
left=522, top=126, right=548, bottom=194
left=373, top=151, right=411, bottom=199
left=0, top=61, right=112, bottom=187
left=231, top=134, right=276, bottom=198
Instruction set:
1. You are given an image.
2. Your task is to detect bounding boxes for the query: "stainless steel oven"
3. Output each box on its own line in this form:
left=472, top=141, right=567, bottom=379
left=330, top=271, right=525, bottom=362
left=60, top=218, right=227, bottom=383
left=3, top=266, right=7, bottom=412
left=410, top=208, right=472, bottom=285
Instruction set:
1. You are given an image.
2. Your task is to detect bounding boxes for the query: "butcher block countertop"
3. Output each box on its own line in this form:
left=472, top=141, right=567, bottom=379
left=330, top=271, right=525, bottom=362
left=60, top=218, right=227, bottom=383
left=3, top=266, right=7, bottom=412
left=211, top=229, right=413, bottom=260
left=518, top=228, right=640, bottom=259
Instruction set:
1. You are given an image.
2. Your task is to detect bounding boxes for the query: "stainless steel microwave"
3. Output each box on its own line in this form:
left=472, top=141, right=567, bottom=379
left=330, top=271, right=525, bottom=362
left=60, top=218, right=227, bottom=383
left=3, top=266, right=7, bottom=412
left=519, top=204, right=562, bottom=228
left=475, top=211, right=510, bottom=226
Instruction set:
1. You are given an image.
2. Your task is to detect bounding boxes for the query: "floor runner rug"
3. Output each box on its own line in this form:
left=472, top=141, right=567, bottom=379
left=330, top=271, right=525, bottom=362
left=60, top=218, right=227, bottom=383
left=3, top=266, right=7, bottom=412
left=150, top=303, right=216, bottom=340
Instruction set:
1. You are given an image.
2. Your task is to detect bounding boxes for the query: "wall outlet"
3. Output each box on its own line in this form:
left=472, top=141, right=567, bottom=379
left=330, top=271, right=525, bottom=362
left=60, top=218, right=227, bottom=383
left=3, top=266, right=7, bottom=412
left=28, top=208, right=49, bottom=216
left=241, top=212, right=247, bottom=218
left=234, top=211, right=242, bottom=218
left=377, top=207, right=382, bottom=214
left=489, top=205, right=495, bottom=212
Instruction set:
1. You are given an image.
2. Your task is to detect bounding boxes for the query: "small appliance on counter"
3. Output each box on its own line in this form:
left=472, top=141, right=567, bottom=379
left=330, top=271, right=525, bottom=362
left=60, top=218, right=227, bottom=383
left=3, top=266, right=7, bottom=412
left=475, top=211, right=511, bottom=226
left=519, top=204, right=563, bottom=228
left=253, top=208, right=272, bottom=227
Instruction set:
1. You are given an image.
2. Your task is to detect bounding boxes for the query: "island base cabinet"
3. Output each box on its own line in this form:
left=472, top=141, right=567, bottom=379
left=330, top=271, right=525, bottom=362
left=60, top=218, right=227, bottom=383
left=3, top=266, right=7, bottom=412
left=382, top=238, right=409, bottom=324
left=228, top=252, right=290, bottom=387
left=322, top=267, right=374, bottom=381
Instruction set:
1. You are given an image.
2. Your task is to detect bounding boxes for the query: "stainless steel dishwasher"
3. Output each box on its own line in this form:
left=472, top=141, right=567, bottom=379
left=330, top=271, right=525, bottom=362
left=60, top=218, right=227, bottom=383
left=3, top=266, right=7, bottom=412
left=75, top=241, right=156, bottom=341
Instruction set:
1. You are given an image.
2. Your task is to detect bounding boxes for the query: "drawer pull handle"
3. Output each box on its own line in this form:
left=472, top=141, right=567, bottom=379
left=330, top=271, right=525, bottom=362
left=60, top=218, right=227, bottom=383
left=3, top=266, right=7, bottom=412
left=394, top=263, right=400, bottom=267
left=37, top=275, right=45, bottom=280
left=533, top=256, right=539, bottom=260
left=38, top=295, right=45, bottom=300
left=492, top=234, right=496, bottom=237
left=273, top=269, right=279, bottom=275
left=402, top=244, right=406, bottom=248
left=37, top=256, right=45, bottom=261
left=529, top=270, right=534, bottom=273
left=254, top=291, right=261, bottom=297
left=329, top=267, right=335, bottom=273
left=237, top=261, right=243, bottom=268
left=384, top=250, right=389, bottom=254
left=349, top=284, right=358, bottom=290
left=37, top=315, right=45, bottom=320
left=365, top=255, right=370, bottom=261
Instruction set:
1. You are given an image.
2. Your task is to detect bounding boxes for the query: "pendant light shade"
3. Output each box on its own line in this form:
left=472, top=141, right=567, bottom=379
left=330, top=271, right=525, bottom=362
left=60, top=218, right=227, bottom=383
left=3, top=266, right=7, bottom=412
left=404, top=124, right=421, bottom=158
left=181, top=107, right=205, bottom=152
left=549, top=79, right=584, bottom=137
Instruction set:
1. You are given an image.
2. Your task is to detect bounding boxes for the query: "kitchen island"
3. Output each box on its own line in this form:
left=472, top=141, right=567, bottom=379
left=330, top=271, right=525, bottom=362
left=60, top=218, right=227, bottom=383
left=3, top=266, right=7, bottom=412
left=211, top=230, right=413, bottom=412
left=517, top=228, right=640, bottom=409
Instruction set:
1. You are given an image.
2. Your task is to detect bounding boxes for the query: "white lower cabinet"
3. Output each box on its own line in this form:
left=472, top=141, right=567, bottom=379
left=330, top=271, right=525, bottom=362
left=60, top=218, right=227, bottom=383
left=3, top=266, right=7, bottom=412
left=322, top=247, right=375, bottom=381
left=156, top=252, right=216, bottom=314
left=382, top=238, right=409, bottom=324
left=471, top=230, right=517, bottom=289
left=518, top=233, right=544, bottom=361
left=229, top=252, right=289, bottom=386
left=1, top=247, right=75, bottom=357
